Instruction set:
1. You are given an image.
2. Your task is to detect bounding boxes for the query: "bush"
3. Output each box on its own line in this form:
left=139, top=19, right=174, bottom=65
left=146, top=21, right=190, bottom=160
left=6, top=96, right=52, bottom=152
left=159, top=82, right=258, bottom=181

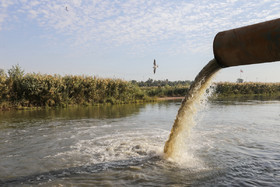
left=214, top=82, right=280, bottom=97
left=0, top=66, right=151, bottom=110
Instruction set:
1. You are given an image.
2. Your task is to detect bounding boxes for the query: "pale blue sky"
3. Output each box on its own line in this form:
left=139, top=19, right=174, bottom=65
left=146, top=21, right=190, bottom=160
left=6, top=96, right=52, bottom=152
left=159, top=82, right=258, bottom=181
left=1, top=0, right=280, bottom=82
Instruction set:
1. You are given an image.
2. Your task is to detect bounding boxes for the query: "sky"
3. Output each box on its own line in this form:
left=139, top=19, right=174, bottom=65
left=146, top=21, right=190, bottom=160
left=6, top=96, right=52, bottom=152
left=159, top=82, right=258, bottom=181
left=1, top=0, right=280, bottom=82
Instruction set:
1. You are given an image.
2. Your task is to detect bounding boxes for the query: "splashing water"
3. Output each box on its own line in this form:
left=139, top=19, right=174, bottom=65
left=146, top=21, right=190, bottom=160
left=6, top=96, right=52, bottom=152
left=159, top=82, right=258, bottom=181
left=164, top=59, right=221, bottom=160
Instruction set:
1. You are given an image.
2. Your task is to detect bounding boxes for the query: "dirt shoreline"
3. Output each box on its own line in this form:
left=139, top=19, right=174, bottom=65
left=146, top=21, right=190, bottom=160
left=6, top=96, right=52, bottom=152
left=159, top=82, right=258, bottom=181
left=157, top=97, right=184, bottom=101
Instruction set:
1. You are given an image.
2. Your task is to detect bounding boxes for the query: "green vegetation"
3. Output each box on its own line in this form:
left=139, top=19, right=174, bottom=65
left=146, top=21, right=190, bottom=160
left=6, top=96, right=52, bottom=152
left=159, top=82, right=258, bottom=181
left=140, top=86, right=189, bottom=97
left=214, top=82, right=280, bottom=97
left=131, top=78, right=191, bottom=97
left=131, top=78, right=192, bottom=87
left=1, top=65, right=280, bottom=110
left=131, top=80, right=280, bottom=98
left=0, top=65, right=151, bottom=110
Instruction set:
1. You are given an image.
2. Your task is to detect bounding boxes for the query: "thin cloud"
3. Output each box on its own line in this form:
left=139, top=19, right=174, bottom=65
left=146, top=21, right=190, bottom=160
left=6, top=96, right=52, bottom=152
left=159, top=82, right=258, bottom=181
left=0, top=0, right=15, bottom=31
left=1, top=0, right=280, bottom=54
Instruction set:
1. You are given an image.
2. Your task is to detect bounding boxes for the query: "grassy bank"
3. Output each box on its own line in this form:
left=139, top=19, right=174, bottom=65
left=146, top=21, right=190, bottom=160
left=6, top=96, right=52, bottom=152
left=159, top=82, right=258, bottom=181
left=1, top=65, right=280, bottom=110
left=141, top=86, right=189, bottom=98
left=214, top=82, right=280, bottom=97
left=141, top=82, right=280, bottom=98
left=130, top=78, right=191, bottom=98
left=133, top=82, right=280, bottom=100
left=0, top=65, right=152, bottom=110
left=133, top=81, right=280, bottom=99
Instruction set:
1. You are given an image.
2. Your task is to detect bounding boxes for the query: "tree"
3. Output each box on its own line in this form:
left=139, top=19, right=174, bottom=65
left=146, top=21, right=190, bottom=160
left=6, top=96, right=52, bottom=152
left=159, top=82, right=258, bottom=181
left=8, top=64, right=24, bottom=80
left=0, top=69, right=5, bottom=77
left=7, top=64, right=25, bottom=102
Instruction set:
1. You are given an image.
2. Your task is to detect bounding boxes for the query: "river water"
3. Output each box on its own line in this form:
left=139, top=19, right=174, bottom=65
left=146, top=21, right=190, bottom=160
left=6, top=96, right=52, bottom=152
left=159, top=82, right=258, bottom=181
left=1, top=98, right=280, bottom=186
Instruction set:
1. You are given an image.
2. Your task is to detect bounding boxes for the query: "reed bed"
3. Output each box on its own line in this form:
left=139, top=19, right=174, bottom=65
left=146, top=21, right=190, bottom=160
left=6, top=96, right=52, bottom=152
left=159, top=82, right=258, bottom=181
left=214, top=82, right=280, bottom=97
left=0, top=65, right=150, bottom=110
left=1, top=65, right=279, bottom=110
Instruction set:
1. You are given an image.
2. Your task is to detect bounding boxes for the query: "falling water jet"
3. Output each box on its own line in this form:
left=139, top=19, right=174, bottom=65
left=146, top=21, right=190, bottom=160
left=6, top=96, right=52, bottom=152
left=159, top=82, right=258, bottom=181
left=164, top=18, right=280, bottom=160
left=164, top=59, right=221, bottom=159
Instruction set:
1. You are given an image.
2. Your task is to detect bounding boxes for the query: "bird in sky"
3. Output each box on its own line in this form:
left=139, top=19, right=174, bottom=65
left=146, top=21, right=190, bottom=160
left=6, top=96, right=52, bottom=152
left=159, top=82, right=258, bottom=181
left=153, top=59, right=159, bottom=74
left=65, top=6, right=68, bottom=11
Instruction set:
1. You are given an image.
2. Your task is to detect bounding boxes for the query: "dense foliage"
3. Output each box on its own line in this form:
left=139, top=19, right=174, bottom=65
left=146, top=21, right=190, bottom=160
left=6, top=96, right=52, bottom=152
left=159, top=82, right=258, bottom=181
left=131, top=78, right=192, bottom=87
left=214, top=82, right=280, bottom=97
left=131, top=79, right=191, bottom=97
left=136, top=81, right=280, bottom=98
left=1, top=65, right=280, bottom=110
left=0, top=65, right=150, bottom=109
left=142, top=86, right=189, bottom=97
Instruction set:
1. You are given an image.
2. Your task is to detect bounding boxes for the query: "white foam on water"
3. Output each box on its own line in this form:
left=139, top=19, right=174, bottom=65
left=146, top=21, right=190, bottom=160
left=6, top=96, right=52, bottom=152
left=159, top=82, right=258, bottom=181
left=45, top=127, right=168, bottom=167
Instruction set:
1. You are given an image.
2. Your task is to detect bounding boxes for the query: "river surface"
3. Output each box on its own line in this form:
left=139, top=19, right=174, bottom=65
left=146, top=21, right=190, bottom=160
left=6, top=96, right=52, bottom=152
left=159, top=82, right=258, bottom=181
left=0, top=98, right=280, bottom=186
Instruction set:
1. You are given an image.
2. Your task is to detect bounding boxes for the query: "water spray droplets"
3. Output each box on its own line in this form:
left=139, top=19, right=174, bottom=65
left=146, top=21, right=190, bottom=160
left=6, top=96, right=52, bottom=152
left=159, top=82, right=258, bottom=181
left=164, top=59, right=221, bottom=161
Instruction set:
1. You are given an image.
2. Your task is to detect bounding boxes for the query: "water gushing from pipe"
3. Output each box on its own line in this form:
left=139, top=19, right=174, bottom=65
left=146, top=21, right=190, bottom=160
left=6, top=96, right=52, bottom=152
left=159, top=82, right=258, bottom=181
left=164, top=59, right=221, bottom=160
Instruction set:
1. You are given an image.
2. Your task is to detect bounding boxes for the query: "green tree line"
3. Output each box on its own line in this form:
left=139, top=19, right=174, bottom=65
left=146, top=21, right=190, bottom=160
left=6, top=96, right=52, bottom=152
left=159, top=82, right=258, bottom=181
left=0, top=65, right=151, bottom=110
left=1, top=65, right=280, bottom=110
left=130, top=79, right=191, bottom=97
left=131, top=78, right=192, bottom=87
left=214, top=82, right=280, bottom=97
left=140, top=86, right=189, bottom=97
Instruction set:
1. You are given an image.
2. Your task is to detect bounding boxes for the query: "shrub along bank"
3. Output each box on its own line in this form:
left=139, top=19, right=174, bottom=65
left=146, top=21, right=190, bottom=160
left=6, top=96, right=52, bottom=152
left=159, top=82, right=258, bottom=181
left=0, top=65, right=151, bottom=110
left=1, top=65, right=280, bottom=110
left=214, top=82, right=280, bottom=97
left=132, top=81, right=280, bottom=98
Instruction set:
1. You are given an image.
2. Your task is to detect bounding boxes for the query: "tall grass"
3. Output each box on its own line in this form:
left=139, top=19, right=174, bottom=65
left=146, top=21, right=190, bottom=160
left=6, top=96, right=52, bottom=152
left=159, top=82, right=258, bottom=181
left=1, top=65, right=279, bottom=110
left=134, top=81, right=280, bottom=98
left=0, top=65, right=151, bottom=110
left=131, top=79, right=191, bottom=97
left=214, top=82, right=280, bottom=97
left=143, top=86, right=189, bottom=97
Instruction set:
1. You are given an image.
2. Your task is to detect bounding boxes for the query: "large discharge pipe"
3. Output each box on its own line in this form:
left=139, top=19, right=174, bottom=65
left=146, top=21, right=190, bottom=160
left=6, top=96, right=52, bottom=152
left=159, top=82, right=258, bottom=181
left=164, top=18, right=280, bottom=158
left=213, top=18, right=280, bottom=68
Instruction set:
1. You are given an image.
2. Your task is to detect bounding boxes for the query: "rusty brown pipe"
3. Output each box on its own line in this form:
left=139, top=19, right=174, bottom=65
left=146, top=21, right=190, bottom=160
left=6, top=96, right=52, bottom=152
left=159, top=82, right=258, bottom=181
left=213, top=18, right=280, bottom=68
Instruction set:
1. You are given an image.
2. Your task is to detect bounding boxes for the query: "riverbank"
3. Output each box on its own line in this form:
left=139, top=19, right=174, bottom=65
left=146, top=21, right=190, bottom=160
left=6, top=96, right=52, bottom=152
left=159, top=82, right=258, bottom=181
left=213, top=82, right=280, bottom=97
left=1, top=65, right=280, bottom=111
left=157, top=97, right=184, bottom=101
left=0, top=65, right=153, bottom=111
